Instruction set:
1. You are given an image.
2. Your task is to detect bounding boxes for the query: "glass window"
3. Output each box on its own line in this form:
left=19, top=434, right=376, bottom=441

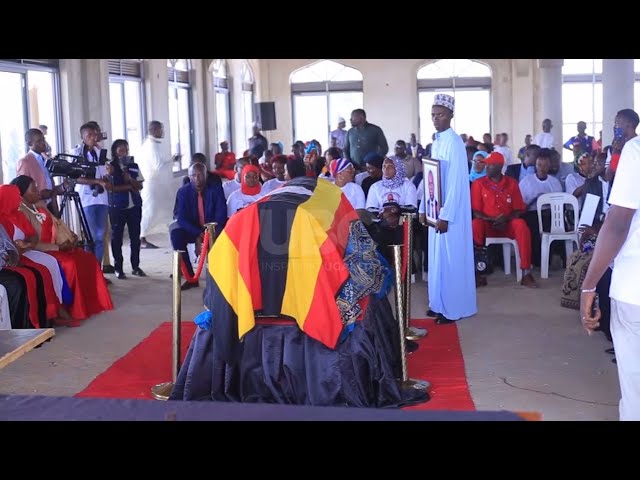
left=0, top=64, right=61, bottom=184
left=169, top=85, right=193, bottom=172
left=109, top=79, right=145, bottom=155
left=417, top=59, right=491, bottom=79
left=290, top=60, right=364, bottom=145
left=243, top=90, right=254, bottom=150
left=293, top=94, right=329, bottom=146
left=562, top=59, right=603, bottom=75
left=418, top=89, right=491, bottom=147
left=562, top=60, right=603, bottom=163
left=291, top=60, right=362, bottom=83
left=26, top=70, right=59, bottom=156
left=212, top=59, right=232, bottom=151
left=109, top=82, right=125, bottom=141
left=0, top=71, right=27, bottom=182
left=417, top=60, right=492, bottom=148
left=216, top=91, right=231, bottom=150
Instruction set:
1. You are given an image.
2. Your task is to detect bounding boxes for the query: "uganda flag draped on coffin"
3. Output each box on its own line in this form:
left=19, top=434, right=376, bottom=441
left=208, top=177, right=359, bottom=362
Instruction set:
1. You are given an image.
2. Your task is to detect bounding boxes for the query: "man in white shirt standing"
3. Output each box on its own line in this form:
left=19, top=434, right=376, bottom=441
left=330, top=117, right=348, bottom=151
left=581, top=109, right=640, bottom=421
left=533, top=119, right=555, bottom=149
left=71, top=123, right=111, bottom=264
left=139, top=121, right=175, bottom=249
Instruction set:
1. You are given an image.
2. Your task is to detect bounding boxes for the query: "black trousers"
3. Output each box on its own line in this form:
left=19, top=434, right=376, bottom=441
left=596, top=267, right=613, bottom=342
left=0, top=270, right=30, bottom=329
left=110, top=205, right=142, bottom=273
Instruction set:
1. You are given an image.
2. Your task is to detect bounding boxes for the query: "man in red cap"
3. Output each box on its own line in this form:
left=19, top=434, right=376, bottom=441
left=471, top=151, right=537, bottom=288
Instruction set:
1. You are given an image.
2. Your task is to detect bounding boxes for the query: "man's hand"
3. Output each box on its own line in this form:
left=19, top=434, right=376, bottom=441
left=580, top=290, right=601, bottom=335
left=435, top=219, right=448, bottom=233
left=419, top=213, right=427, bottom=226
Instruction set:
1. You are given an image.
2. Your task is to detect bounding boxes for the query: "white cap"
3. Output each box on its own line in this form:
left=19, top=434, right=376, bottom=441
left=337, top=116, right=346, bottom=124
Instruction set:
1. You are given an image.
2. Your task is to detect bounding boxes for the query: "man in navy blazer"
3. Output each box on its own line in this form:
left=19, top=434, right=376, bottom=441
left=171, top=162, right=227, bottom=290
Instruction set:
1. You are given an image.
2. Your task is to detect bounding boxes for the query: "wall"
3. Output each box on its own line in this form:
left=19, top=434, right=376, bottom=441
left=257, top=58, right=536, bottom=152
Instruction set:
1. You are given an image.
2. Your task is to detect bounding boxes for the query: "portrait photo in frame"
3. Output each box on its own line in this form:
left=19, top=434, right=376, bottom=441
left=421, top=158, right=442, bottom=227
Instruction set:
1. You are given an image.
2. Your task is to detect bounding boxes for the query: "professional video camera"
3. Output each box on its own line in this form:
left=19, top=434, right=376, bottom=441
left=45, top=152, right=107, bottom=180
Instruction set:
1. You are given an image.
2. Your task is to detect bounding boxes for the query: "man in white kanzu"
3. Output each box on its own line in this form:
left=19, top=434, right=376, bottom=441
left=581, top=109, right=640, bottom=421
left=139, top=121, right=175, bottom=249
left=419, top=94, right=477, bottom=324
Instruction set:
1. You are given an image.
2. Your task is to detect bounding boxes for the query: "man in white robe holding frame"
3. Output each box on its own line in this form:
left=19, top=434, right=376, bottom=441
left=419, top=94, right=477, bottom=324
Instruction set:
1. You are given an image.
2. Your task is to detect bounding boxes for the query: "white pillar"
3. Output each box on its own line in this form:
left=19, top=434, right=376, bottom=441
left=144, top=59, right=171, bottom=162
left=603, top=59, right=635, bottom=147
left=537, top=59, right=563, bottom=151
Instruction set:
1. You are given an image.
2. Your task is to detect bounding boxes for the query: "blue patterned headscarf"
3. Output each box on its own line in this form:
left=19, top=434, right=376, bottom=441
left=381, top=157, right=406, bottom=190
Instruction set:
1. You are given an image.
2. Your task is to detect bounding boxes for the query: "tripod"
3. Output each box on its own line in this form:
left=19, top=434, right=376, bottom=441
left=58, top=182, right=95, bottom=253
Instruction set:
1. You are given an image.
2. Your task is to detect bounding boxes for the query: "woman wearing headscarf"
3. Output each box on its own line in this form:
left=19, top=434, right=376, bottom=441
left=469, top=150, right=489, bottom=183
left=0, top=184, right=71, bottom=326
left=226, top=164, right=263, bottom=217
left=12, top=175, right=114, bottom=323
left=365, top=156, right=418, bottom=212
left=329, top=158, right=366, bottom=210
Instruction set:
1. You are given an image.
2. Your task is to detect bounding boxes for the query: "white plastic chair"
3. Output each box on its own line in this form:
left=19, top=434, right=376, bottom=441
left=536, top=193, right=580, bottom=279
left=485, top=238, right=522, bottom=283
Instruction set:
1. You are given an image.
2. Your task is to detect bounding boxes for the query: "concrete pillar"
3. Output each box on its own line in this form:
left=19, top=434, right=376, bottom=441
left=59, top=59, right=86, bottom=152
left=511, top=59, right=534, bottom=155
left=537, top=59, right=563, bottom=150
left=144, top=59, right=171, bottom=162
left=603, top=59, right=635, bottom=147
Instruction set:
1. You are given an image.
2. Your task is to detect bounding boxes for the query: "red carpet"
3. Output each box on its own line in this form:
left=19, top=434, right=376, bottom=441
left=76, top=319, right=475, bottom=410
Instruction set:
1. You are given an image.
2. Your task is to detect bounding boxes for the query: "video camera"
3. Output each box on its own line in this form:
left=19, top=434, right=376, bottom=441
left=46, top=152, right=107, bottom=180
left=46, top=151, right=109, bottom=196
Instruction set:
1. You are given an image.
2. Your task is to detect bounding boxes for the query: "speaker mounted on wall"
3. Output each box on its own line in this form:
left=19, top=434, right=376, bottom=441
left=254, top=102, right=277, bottom=131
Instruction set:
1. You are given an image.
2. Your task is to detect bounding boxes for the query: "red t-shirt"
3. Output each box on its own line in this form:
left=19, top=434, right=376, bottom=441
left=471, top=175, right=526, bottom=218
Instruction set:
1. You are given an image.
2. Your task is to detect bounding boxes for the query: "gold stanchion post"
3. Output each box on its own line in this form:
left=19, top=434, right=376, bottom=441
left=205, top=222, right=218, bottom=250
left=401, top=212, right=427, bottom=341
left=391, top=244, right=430, bottom=392
left=151, top=250, right=183, bottom=401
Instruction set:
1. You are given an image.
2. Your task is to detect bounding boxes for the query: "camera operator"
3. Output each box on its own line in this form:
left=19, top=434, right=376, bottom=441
left=105, top=139, right=146, bottom=279
left=17, top=128, right=66, bottom=216
left=71, top=123, right=111, bottom=267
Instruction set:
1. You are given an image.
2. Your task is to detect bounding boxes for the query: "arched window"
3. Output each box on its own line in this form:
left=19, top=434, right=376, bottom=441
left=0, top=59, right=61, bottom=183
left=168, top=59, right=193, bottom=173
left=290, top=60, right=363, bottom=149
left=108, top=59, right=146, bottom=151
left=242, top=61, right=255, bottom=150
left=561, top=59, right=602, bottom=163
left=417, top=59, right=492, bottom=147
left=212, top=59, right=232, bottom=151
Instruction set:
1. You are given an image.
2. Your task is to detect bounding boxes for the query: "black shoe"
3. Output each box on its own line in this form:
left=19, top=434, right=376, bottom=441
left=180, top=281, right=199, bottom=291
left=426, top=309, right=439, bottom=317
left=406, top=340, right=419, bottom=354
left=435, top=314, right=455, bottom=325
left=115, top=271, right=127, bottom=280
left=605, top=347, right=615, bottom=355
left=131, top=268, right=147, bottom=277
left=102, top=265, right=115, bottom=274
left=141, top=241, right=159, bottom=249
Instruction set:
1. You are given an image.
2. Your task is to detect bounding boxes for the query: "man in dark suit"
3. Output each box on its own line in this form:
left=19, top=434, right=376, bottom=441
left=171, top=162, right=227, bottom=290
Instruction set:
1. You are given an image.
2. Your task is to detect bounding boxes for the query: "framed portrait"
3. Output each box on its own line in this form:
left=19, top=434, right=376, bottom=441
left=421, top=158, right=442, bottom=227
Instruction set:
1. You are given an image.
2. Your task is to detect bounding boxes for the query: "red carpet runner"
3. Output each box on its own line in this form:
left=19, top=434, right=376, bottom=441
left=76, top=319, right=475, bottom=410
